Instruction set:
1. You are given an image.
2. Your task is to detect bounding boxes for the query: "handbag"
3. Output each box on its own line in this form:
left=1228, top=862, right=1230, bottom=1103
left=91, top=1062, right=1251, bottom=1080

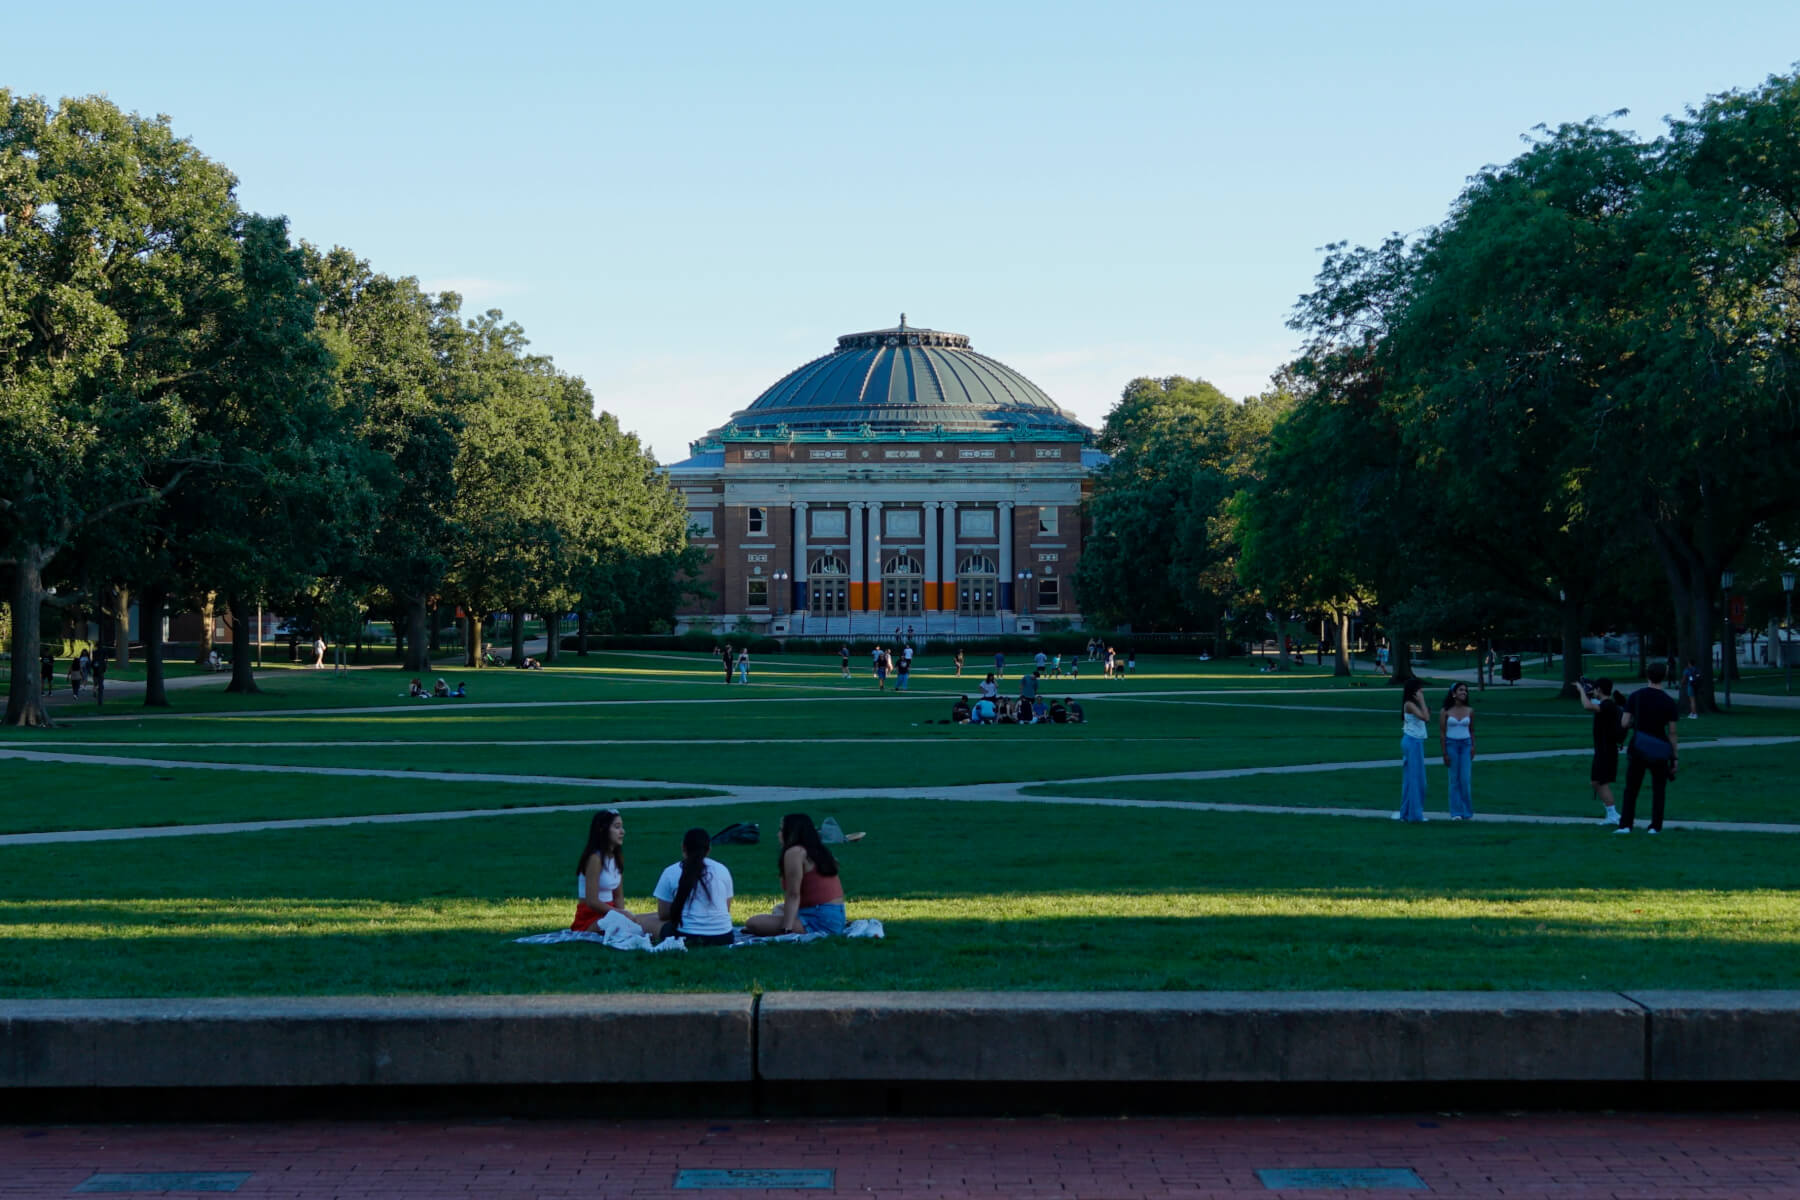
left=1628, top=729, right=1674, bottom=761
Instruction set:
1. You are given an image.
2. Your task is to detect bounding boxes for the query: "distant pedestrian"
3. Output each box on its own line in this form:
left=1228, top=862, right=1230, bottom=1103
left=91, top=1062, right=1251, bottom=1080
left=875, top=648, right=889, bottom=691
left=722, top=643, right=734, bottom=684
left=1395, top=677, right=1430, bottom=823
left=840, top=644, right=851, bottom=681
left=736, top=648, right=750, bottom=685
left=1580, top=677, right=1624, bottom=826
left=1440, top=682, right=1474, bottom=820
left=1681, top=659, right=1700, bottom=720
left=1617, top=663, right=1680, bottom=835
left=1126, top=650, right=1136, bottom=675
left=953, top=647, right=965, bottom=677
left=994, top=650, right=1005, bottom=678
left=312, top=635, right=326, bottom=669
left=78, top=648, right=92, bottom=687
left=895, top=652, right=910, bottom=690
left=67, top=661, right=82, bottom=698
left=92, top=654, right=107, bottom=708
left=40, top=651, right=54, bottom=695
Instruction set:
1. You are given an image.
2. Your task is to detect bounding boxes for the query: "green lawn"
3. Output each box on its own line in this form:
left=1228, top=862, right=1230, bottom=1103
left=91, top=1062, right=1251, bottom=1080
left=2, top=651, right=1795, bottom=997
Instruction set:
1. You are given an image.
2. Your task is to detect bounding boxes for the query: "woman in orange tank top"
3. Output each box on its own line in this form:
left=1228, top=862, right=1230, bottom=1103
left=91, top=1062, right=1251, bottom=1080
left=744, top=813, right=847, bottom=936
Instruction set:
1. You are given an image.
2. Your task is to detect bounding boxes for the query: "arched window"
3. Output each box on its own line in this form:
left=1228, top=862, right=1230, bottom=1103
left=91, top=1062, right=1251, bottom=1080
left=957, top=555, right=998, bottom=614
left=882, top=554, right=923, bottom=616
left=808, top=554, right=848, bottom=616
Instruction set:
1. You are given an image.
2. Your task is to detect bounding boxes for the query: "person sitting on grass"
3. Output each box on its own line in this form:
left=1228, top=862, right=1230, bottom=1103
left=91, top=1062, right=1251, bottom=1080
left=745, top=813, right=847, bottom=937
left=1049, top=698, right=1069, bottom=724
left=408, top=678, right=428, bottom=698
left=950, top=696, right=972, bottom=723
left=571, top=810, right=662, bottom=937
left=451, top=681, right=468, bottom=698
left=1067, top=699, right=1086, bottom=724
left=653, top=827, right=736, bottom=946
left=1032, top=696, right=1049, bottom=724
left=971, top=695, right=997, bottom=724
left=433, top=678, right=451, bottom=698
left=997, top=697, right=1019, bottom=724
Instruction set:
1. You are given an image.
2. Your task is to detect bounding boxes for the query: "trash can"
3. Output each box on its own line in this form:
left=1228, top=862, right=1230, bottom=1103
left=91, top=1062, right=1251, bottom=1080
left=1501, top=655, right=1522, bottom=683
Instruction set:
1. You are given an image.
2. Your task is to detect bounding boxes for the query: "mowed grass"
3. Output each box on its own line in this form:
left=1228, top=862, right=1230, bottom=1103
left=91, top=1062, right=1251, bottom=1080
left=2, top=651, right=1797, bottom=997
left=0, top=801, right=1794, bottom=997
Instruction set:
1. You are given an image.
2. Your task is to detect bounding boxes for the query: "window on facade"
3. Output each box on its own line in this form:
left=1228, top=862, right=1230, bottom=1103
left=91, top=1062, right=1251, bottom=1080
left=1038, top=507, right=1058, bottom=536
left=746, top=579, right=769, bottom=608
left=746, top=507, right=765, bottom=535
left=1036, top=578, right=1060, bottom=609
left=688, top=512, right=715, bottom=538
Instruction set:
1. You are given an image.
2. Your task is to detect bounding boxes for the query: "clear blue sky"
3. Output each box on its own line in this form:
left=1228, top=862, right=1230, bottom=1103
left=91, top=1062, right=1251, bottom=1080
left=11, top=3, right=1799, bottom=461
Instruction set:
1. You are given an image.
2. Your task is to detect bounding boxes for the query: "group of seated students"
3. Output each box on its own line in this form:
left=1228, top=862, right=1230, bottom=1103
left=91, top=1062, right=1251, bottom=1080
left=950, top=694, right=1085, bottom=725
left=407, top=677, right=469, bottom=698
left=571, top=810, right=847, bottom=945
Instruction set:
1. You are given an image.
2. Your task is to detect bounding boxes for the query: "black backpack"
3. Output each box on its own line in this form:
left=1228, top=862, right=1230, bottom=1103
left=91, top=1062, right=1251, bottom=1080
left=710, top=821, right=761, bottom=846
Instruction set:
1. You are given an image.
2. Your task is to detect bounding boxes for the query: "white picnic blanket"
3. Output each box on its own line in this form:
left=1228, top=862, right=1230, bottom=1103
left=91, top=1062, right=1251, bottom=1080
left=515, top=913, right=884, bottom=952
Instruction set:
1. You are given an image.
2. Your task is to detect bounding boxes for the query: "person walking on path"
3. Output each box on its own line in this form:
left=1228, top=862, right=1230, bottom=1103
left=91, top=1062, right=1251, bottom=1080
left=1580, top=677, right=1625, bottom=826
left=78, top=649, right=92, bottom=689
left=1618, top=662, right=1680, bottom=835
left=895, top=651, right=911, bottom=690
left=874, top=647, right=889, bottom=691
left=91, top=654, right=108, bottom=709
left=736, top=647, right=750, bottom=686
left=1440, top=682, right=1475, bottom=820
left=840, top=644, right=851, bottom=681
left=1682, top=659, right=1701, bottom=719
left=721, top=644, right=734, bottom=685
left=312, top=635, right=327, bottom=669
left=40, top=651, right=54, bottom=696
left=1395, top=677, right=1430, bottom=823
left=994, top=650, right=1005, bottom=679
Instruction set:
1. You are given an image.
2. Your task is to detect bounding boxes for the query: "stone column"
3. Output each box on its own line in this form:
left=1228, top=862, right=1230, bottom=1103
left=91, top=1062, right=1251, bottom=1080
left=866, top=501, right=884, bottom=613
left=792, top=501, right=809, bottom=615
left=848, top=502, right=866, bottom=614
left=943, top=500, right=958, bottom=610
left=998, top=501, right=1015, bottom=611
left=923, top=501, right=941, bottom=611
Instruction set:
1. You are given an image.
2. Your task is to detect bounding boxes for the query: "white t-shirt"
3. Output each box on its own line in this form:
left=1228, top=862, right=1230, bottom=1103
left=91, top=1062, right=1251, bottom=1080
left=652, top=859, right=735, bottom=935
left=577, top=855, right=621, bottom=901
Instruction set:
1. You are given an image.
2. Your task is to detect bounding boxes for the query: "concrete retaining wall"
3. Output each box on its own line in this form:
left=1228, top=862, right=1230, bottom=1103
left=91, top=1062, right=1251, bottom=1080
left=0, top=991, right=1794, bottom=1090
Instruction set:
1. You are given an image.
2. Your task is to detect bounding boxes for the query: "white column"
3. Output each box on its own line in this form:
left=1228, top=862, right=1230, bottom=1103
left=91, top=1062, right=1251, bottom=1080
left=943, top=500, right=959, bottom=600
left=998, top=501, right=1015, bottom=610
left=791, top=501, right=809, bottom=617
left=923, top=501, right=941, bottom=610
left=848, top=501, right=866, bottom=610
left=866, top=501, right=884, bottom=613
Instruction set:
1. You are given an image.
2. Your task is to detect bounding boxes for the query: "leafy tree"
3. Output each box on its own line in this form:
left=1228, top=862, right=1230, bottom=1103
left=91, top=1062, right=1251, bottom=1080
left=1, top=93, right=241, bottom=726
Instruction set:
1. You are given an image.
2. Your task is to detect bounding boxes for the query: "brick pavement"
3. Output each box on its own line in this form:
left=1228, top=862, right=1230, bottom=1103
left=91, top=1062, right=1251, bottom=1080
left=2, top=1113, right=1797, bottom=1198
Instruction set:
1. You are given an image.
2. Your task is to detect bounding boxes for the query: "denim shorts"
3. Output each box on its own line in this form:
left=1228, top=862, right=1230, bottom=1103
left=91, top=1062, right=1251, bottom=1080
left=797, top=903, right=846, bottom=935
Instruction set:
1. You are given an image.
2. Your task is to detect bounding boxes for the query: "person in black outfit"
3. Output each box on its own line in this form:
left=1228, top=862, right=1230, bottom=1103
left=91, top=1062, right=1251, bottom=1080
left=1579, top=678, right=1623, bottom=826
left=1617, top=662, right=1680, bottom=834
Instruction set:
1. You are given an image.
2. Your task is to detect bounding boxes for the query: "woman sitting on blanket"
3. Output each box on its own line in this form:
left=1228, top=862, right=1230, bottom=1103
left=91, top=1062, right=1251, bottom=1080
left=570, top=810, right=661, bottom=936
left=745, top=813, right=847, bottom=937
left=653, top=827, right=736, bottom=946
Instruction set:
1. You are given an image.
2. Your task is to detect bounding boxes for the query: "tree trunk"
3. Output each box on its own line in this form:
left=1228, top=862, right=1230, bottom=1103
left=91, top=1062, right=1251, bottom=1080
left=544, top=610, right=560, bottom=664
left=141, top=583, right=170, bottom=708
left=430, top=606, right=442, bottom=655
left=194, top=591, right=216, bottom=666
left=1389, top=636, right=1413, bottom=683
left=1275, top=617, right=1292, bottom=671
left=403, top=594, right=432, bottom=672
left=113, top=586, right=131, bottom=666
left=465, top=612, right=483, bottom=668
left=510, top=606, right=526, bottom=663
left=224, top=594, right=262, bottom=694
left=1558, top=599, right=1585, bottom=699
left=3, top=551, right=54, bottom=727
left=577, top=610, right=589, bottom=657
left=1332, top=609, right=1353, bottom=677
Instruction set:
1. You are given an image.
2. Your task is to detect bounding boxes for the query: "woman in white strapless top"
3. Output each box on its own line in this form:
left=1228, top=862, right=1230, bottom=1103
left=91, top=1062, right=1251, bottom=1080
left=1396, top=676, right=1431, bottom=823
left=1440, top=682, right=1475, bottom=819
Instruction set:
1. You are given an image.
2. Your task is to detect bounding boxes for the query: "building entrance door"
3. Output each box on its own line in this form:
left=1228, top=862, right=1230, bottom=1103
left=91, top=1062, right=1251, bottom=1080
left=883, top=555, right=923, bottom=617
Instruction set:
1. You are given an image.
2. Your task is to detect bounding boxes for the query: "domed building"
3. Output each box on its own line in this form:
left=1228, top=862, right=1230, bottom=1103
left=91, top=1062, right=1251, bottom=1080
left=667, top=319, right=1103, bottom=635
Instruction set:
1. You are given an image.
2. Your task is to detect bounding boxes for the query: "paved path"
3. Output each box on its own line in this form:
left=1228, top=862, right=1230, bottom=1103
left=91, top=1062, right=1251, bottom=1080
left=3, top=1112, right=1797, bottom=1198
left=5, top=734, right=1799, bottom=845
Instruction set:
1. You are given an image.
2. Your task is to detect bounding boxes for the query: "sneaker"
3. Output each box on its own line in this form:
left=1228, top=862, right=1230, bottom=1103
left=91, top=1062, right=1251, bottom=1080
left=1614, top=827, right=1632, bottom=835
left=1687, top=713, right=1698, bottom=720
left=1647, top=828, right=1660, bottom=835
left=1391, top=812, right=1402, bottom=820
left=1597, top=816, right=1618, bottom=826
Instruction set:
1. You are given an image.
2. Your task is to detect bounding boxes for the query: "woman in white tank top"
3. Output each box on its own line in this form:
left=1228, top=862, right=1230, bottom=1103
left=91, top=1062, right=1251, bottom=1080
left=1396, top=677, right=1430, bottom=822
left=1440, top=682, right=1475, bottom=819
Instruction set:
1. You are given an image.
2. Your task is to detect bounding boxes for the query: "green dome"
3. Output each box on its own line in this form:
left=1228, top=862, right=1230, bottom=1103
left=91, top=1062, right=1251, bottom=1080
left=720, top=320, right=1089, bottom=437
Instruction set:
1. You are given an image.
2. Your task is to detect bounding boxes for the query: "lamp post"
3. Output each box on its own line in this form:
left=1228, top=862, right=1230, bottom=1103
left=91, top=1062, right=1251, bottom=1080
left=1783, top=570, right=1795, bottom=696
left=772, top=571, right=789, bottom=623
left=1721, top=568, right=1735, bottom=711
left=1016, top=569, right=1034, bottom=624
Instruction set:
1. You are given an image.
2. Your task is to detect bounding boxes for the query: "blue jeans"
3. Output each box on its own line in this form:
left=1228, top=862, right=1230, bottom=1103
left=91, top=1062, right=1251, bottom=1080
left=1445, top=738, right=1473, bottom=818
left=797, top=903, right=846, bottom=935
left=1398, top=736, right=1427, bottom=821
